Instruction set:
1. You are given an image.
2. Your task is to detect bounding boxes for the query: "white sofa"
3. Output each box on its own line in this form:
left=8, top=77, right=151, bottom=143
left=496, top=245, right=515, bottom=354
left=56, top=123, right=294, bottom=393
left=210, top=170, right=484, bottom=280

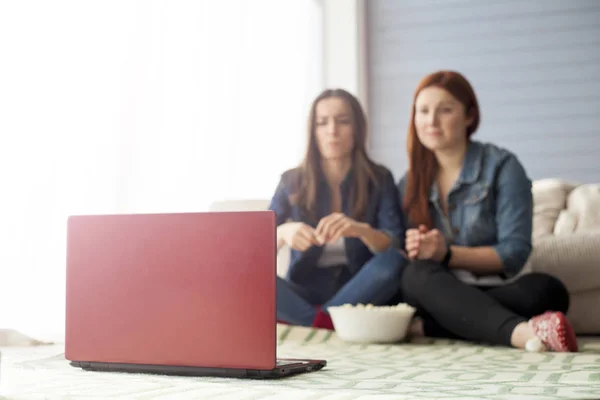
left=209, top=179, right=600, bottom=334
left=523, top=179, right=600, bottom=334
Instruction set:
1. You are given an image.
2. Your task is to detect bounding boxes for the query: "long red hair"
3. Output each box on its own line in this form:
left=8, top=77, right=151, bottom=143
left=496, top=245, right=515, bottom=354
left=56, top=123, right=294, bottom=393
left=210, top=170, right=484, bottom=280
left=403, top=71, right=481, bottom=228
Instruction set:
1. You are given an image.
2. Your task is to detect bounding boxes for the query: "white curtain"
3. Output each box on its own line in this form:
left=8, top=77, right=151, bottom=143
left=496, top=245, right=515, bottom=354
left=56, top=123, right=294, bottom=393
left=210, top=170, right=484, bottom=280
left=0, top=0, right=323, bottom=342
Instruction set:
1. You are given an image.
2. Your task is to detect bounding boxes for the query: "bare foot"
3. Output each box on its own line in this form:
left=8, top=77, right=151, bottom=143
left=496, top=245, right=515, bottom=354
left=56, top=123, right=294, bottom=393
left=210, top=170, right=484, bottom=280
left=510, top=321, right=537, bottom=349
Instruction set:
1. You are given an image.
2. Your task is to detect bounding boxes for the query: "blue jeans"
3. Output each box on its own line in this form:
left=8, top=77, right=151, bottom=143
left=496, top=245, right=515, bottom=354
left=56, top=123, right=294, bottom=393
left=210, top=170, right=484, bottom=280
left=276, top=248, right=406, bottom=326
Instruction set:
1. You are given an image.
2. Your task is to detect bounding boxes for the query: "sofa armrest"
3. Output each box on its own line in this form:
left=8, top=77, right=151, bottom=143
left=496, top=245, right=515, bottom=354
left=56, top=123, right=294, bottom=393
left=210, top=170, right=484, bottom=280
left=526, top=230, right=600, bottom=293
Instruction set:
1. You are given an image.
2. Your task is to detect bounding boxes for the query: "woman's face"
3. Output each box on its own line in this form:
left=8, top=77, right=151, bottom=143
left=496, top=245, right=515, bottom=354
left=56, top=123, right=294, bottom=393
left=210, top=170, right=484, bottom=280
left=314, top=97, right=354, bottom=161
left=414, top=86, right=473, bottom=152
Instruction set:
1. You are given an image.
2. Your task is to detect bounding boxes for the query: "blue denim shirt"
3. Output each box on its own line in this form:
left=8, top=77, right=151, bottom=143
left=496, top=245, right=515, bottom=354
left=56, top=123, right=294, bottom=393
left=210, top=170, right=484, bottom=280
left=398, top=140, right=533, bottom=281
left=269, top=166, right=405, bottom=283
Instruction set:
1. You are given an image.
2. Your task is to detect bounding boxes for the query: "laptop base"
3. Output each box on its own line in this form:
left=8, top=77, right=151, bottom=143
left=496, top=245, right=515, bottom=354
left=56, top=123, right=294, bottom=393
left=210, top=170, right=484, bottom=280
left=70, top=359, right=326, bottom=379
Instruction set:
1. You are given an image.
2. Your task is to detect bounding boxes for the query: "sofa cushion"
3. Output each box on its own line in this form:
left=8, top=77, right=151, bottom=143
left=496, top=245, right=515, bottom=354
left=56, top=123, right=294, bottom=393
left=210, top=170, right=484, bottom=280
left=565, top=183, right=600, bottom=234
left=554, top=210, right=579, bottom=236
left=526, top=231, right=600, bottom=293
left=568, top=289, right=600, bottom=334
left=531, top=179, right=576, bottom=242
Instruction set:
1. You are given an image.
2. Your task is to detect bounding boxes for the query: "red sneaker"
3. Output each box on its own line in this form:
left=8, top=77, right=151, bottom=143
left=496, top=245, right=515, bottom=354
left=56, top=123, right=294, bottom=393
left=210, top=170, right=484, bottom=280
left=529, top=311, right=578, bottom=352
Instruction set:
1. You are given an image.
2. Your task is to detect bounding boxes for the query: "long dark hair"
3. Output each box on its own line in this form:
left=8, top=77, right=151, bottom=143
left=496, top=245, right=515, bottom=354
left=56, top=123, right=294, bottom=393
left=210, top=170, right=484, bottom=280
left=289, top=89, right=382, bottom=221
left=403, top=71, right=480, bottom=228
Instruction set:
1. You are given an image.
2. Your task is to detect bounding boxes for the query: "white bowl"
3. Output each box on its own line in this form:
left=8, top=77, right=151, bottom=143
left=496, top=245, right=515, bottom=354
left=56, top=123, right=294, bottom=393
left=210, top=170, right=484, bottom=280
left=327, top=303, right=416, bottom=344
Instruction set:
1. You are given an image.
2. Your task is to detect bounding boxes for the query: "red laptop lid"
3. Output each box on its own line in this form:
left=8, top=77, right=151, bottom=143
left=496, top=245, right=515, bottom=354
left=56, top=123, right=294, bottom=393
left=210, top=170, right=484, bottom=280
left=65, top=211, right=277, bottom=370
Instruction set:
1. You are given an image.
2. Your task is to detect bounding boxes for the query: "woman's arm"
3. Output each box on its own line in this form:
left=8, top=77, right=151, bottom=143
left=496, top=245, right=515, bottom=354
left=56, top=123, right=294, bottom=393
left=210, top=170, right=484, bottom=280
left=318, top=169, right=404, bottom=253
left=268, top=174, right=293, bottom=251
left=447, top=155, right=533, bottom=276
left=447, top=245, right=503, bottom=274
left=365, top=169, right=406, bottom=253
left=357, top=224, right=393, bottom=253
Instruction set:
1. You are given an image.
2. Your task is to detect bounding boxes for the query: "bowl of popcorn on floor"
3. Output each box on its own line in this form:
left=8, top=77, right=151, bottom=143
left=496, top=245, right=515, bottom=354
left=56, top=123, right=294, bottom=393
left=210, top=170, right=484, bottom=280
left=327, top=303, right=417, bottom=344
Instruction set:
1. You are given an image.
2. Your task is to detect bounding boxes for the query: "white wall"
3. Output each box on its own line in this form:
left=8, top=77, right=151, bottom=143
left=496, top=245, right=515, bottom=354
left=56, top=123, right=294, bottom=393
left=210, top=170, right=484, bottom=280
left=322, top=0, right=364, bottom=104
left=322, top=0, right=370, bottom=153
left=0, top=0, right=324, bottom=341
left=364, top=1, right=600, bottom=184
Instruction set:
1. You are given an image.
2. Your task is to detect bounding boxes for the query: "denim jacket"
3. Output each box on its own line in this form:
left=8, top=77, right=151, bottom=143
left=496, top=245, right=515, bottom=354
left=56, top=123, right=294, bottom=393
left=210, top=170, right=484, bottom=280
left=398, top=140, right=533, bottom=283
left=269, top=165, right=405, bottom=283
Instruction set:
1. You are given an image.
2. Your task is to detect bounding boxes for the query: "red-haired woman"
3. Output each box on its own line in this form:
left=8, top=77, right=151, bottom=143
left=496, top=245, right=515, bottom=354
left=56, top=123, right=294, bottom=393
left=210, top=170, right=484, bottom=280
left=398, top=70, right=578, bottom=352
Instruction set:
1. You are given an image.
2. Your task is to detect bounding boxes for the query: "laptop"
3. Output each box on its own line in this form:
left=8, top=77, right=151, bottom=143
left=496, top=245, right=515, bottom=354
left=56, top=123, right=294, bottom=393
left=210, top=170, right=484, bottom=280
left=65, top=210, right=326, bottom=379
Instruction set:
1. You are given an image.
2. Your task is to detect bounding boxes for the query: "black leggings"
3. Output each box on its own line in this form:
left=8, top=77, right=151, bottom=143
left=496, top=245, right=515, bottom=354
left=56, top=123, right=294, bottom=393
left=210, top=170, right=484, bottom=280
left=402, top=260, right=570, bottom=346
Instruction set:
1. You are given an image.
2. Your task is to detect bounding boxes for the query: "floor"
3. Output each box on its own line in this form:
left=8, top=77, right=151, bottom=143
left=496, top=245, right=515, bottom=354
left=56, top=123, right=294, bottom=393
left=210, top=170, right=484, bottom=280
left=1, top=324, right=599, bottom=399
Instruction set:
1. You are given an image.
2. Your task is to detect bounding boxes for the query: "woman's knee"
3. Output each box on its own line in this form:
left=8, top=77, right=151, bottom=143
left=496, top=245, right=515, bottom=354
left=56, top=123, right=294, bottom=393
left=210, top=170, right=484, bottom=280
left=519, top=272, right=570, bottom=314
left=401, top=260, right=442, bottom=301
left=364, top=248, right=407, bottom=282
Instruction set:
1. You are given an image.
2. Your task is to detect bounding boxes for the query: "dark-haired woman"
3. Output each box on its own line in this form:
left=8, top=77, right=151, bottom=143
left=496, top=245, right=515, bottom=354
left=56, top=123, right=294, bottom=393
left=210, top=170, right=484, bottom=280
left=270, top=89, right=407, bottom=330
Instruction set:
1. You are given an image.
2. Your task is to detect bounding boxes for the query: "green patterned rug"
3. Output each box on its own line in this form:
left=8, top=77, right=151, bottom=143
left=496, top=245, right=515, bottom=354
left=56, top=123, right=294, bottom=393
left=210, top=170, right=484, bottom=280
left=1, top=324, right=599, bottom=399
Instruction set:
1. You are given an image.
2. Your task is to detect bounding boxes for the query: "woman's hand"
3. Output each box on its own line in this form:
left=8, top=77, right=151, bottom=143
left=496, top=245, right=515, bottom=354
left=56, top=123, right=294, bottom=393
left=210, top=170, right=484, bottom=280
left=406, top=225, right=447, bottom=261
left=315, top=212, right=367, bottom=243
left=405, top=225, right=427, bottom=259
left=278, top=222, right=320, bottom=251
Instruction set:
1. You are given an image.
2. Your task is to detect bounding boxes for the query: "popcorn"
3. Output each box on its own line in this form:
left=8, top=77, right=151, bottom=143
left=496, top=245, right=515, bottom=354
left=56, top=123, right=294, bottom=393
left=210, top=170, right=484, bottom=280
left=339, top=303, right=415, bottom=312
left=327, top=302, right=417, bottom=343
